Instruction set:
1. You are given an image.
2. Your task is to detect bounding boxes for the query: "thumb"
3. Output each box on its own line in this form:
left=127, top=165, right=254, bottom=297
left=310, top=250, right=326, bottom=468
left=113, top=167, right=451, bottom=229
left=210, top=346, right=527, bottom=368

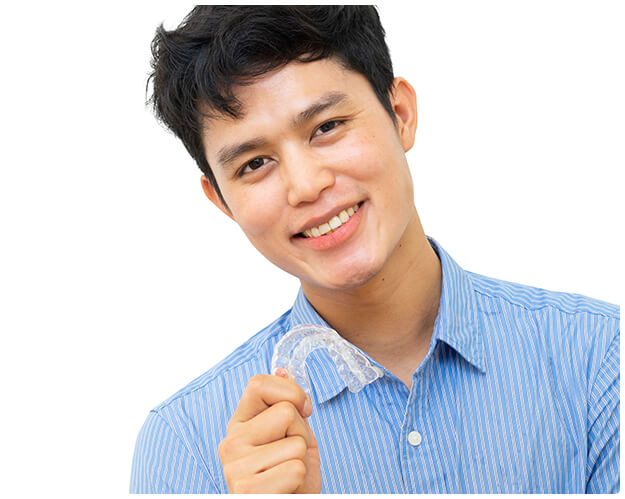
left=274, top=368, right=313, bottom=418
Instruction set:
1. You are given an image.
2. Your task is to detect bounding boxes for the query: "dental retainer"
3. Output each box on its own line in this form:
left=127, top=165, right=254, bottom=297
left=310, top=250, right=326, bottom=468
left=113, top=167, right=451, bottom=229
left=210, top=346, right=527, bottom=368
left=271, top=324, right=384, bottom=397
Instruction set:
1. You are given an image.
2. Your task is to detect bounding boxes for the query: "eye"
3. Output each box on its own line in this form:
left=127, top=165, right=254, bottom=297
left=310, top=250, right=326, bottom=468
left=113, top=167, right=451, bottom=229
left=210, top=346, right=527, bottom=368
left=313, top=119, right=344, bottom=137
left=239, top=157, right=268, bottom=176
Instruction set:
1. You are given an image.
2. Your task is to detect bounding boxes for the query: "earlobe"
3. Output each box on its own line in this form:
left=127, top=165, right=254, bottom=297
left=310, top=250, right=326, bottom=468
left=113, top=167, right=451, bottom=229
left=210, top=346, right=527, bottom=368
left=200, top=175, right=235, bottom=220
left=390, top=77, right=418, bottom=152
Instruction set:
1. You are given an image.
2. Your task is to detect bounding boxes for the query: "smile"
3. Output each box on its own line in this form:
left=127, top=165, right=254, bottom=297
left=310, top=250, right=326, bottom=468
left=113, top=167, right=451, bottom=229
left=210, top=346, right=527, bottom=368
left=298, top=202, right=362, bottom=238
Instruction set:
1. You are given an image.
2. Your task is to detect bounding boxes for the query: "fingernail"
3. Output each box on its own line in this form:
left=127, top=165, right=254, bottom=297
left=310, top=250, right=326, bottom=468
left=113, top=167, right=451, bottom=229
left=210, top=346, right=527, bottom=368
left=275, top=368, right=288, bottom=378
left=304, top=397, right=312, bottom=417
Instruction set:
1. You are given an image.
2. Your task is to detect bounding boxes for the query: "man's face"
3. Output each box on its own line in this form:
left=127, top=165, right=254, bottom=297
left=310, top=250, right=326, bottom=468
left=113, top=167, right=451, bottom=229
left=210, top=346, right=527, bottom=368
left=201, top=58, right=417, bottom=292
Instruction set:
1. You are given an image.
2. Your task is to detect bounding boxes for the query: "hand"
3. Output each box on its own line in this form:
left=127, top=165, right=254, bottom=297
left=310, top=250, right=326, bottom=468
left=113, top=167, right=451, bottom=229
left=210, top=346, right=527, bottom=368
left=218, top=371, right=321, bottom=493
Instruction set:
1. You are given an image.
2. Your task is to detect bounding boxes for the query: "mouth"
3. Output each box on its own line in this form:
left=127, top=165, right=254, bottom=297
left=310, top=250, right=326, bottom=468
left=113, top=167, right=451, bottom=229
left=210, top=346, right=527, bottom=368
left=294, top=201, right=364, bottom=239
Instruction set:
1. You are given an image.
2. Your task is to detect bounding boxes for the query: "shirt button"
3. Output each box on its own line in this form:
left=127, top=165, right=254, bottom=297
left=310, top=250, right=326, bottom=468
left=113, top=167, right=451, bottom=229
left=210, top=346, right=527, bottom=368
left=408, top=430, right=422, bottom=446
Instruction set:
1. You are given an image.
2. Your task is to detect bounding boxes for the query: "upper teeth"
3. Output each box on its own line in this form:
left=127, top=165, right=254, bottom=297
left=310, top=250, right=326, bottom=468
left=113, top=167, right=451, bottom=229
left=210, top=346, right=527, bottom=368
left=302, top=203, right=361, bottom=238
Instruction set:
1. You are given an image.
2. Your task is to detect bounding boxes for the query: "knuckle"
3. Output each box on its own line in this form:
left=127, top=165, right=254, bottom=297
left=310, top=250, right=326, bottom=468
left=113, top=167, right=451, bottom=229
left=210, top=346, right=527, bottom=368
left=290, top=436, right=307, bottom=459
left=225, top=418, right=242, bottom=436
left=288, top=459, right=307, bottom=480
left=274, top=401, right=297, bottom=424
left=218, top=436, right=241, bottom=462
left=247, top=374, right=266, bottom=394
left=223, top=457, right=250, bottom=490
left=222, top=459, right=242, bottom=481
left=217, top=439, right=231, bottom=461
left=233, top=477, right=253, bottom=494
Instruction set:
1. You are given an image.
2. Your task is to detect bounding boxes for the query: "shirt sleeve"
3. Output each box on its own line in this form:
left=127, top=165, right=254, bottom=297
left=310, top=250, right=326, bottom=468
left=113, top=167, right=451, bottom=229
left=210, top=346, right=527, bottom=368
left=130, top=410, right=220, bottom=493
left=586, top=328, right=620, bottom=494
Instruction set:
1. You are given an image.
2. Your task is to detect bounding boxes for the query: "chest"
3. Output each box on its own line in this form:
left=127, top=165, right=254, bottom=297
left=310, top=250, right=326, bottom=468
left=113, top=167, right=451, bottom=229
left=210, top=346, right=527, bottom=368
left=309, top=347, right=587, bottom=493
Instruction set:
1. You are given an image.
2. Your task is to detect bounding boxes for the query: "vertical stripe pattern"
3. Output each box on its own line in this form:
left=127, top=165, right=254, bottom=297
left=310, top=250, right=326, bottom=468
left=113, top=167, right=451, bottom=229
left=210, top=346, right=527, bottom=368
left=130, top=237, right=620, bottom=493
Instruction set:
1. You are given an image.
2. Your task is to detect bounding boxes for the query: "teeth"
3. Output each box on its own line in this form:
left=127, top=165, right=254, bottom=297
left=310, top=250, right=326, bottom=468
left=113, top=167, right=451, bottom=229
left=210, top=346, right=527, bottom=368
left=318, top=222, right=331, bottom=235
left=301, top=202, right=361, bottom=238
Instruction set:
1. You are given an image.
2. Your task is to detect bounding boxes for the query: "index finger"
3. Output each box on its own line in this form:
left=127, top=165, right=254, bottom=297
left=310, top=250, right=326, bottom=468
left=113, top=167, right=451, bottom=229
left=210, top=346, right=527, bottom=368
left=231, top=374, right=311, bottom=425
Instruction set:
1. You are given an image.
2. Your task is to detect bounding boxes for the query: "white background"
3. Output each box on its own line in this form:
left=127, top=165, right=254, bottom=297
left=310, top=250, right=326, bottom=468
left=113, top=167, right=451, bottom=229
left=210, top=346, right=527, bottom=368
left=0, top=1, right=622, bottom=496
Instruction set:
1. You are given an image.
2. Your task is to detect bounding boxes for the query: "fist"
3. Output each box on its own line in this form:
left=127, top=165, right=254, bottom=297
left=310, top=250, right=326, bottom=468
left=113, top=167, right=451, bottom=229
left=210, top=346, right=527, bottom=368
left=218, top=372, right=321, bottom=493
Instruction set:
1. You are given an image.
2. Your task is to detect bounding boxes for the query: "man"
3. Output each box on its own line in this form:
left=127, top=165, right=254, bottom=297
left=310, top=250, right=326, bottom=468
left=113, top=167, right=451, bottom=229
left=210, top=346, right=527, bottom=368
left=130, top=6, right=619, bottom=493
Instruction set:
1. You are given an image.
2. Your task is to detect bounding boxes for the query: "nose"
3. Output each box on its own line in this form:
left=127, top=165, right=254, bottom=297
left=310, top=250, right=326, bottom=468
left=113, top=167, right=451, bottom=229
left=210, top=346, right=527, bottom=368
left=282, top=148, right=336, bottom=207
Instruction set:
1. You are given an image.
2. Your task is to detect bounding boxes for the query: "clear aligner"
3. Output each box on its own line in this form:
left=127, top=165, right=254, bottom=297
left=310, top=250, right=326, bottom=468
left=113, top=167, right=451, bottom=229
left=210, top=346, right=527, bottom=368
left=271, top=324, right=383, bottom=397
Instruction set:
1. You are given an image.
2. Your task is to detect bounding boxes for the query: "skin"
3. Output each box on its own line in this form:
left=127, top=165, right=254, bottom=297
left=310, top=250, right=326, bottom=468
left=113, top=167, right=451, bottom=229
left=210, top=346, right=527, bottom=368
left=200, top=58, right=442, bottom=493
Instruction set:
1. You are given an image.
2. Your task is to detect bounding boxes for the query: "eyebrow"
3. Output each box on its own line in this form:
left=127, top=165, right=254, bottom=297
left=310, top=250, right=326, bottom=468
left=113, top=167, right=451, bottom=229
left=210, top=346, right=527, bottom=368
left=217, top=137, right=269, bottom=169
left=217, top=91, right=349, bottom=169
left=291, top=91, right=349, bottom=129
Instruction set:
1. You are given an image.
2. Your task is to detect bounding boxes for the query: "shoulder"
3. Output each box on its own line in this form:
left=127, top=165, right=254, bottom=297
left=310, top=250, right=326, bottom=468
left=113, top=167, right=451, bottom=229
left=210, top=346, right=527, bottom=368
left=469, top=271, right=618, bottom=319
left=468, top=270, right=619, bottom=391
left=154, top=309, right=291, bottom=414
left=132, top=309, right=291, bottom=492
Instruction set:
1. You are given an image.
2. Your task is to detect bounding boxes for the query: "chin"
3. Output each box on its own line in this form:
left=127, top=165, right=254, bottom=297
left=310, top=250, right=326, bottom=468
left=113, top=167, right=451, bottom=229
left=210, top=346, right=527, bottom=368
left=312, top=257, right=385, bottom=291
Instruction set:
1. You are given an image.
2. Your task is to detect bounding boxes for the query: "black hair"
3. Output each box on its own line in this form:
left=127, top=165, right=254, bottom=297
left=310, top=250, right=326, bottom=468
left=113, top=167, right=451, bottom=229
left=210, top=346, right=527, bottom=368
left=148, top=6, right=395, bottom=211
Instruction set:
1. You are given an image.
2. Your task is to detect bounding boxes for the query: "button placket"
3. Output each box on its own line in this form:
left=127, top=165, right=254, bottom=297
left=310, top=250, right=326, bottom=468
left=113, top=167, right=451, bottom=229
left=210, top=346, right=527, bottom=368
left=408, top=369, right=426, bottom=448
left=400, top=363, right=433, bottom=493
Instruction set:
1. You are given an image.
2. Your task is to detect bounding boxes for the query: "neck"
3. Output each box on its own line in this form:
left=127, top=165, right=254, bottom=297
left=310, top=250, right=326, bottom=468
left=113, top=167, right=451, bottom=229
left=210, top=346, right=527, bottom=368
left=301, top=211, right=442, bottom=387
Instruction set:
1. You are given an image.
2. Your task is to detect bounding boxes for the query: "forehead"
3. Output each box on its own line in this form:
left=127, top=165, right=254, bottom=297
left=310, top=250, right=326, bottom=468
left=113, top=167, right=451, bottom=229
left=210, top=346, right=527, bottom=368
left=201, top=58, right=372, bottom=134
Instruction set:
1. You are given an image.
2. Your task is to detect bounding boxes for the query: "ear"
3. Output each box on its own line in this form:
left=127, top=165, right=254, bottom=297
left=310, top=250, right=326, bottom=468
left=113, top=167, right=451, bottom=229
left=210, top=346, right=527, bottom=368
left=200, top=175, right=235, bottom=221
left=390, top=77, right=418, bottom=152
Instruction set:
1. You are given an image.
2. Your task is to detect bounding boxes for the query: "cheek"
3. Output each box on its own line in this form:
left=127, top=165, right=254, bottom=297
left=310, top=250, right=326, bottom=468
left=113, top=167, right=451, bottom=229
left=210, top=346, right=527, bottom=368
left=230, top=184, right=284, bottom=238
left=340, top=130, right=411, bottom=202
left=337, top=132, right=388, bottom=181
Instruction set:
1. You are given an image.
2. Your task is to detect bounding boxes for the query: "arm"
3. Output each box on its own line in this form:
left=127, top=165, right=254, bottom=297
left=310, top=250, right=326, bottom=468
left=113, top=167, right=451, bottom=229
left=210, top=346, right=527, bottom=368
left=586, top=330, right=620, bottom=493
left=130, top=410, right=220, bottom=493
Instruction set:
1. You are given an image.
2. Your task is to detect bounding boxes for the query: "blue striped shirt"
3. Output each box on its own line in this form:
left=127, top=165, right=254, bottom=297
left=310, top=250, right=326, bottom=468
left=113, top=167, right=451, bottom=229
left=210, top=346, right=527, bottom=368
left=130, top=237, right=620, bottom=493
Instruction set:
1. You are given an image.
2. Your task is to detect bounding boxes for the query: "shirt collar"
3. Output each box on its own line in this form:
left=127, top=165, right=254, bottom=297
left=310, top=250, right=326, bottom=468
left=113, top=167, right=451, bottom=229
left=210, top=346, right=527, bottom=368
left=285, top=236, right=485, bottom=404
left=428, top=236, right=486, bottom=375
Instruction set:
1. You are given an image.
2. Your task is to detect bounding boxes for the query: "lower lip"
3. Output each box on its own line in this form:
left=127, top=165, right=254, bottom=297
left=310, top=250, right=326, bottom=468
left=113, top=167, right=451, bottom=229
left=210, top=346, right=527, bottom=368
left=294, top=202, right=365, bottom=251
